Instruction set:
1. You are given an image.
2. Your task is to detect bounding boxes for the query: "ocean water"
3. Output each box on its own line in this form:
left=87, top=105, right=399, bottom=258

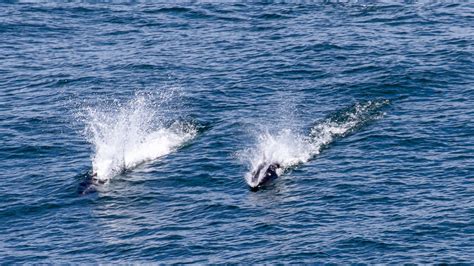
left=0, top=1, right=473, bottom=263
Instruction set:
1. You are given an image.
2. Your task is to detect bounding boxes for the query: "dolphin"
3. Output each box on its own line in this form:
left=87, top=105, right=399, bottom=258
left=248, top=162, right=281, bottom=191
left=77, top=172, right=106, bottom=195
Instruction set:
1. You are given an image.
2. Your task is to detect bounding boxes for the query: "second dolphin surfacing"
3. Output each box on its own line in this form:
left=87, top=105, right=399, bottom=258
left=248, top=162, right=282, bottom=192
left=77, top=172, right=107, bottom=195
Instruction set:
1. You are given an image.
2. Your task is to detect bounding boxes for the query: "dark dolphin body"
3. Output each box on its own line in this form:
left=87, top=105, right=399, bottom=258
left=78, top=172, right=105, bottom=195
left=249, top=162, right=281, bottom=192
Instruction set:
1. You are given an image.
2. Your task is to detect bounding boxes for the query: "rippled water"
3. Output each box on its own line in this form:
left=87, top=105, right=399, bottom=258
left=1, top=2, right=473, bottom=263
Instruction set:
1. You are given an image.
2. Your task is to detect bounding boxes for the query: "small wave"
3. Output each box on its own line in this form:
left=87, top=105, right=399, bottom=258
left=242, top=100, right=389, bottom=187
left=79, top=91, right=197, bottom=181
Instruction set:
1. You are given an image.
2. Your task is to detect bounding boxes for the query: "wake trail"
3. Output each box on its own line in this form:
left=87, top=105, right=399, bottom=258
left=242, top=100, right=389, bottom=187
left=79, top=91, right=197, bottom=182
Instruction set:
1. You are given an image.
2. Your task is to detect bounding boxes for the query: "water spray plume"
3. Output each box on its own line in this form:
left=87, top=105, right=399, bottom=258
left=80, top=91, right=197, bottom=181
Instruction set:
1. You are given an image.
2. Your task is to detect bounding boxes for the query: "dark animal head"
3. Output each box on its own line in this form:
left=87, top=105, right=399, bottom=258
left=249, top=162, right=281, bottom=191
left=77, top=172, right=105, bottom=195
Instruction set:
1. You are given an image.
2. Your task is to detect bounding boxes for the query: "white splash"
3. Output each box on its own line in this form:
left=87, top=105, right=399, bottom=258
left=243, top=100, right=388, bottom=186
left=82, top=92, right=197, bottom=181
left=242, top=129, right=313, bottom=187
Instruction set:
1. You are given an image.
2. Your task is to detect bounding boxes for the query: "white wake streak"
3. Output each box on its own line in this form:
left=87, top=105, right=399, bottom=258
left=243, top=100, right=387, bottom=186
left=83, top=93, right=196, bottom=181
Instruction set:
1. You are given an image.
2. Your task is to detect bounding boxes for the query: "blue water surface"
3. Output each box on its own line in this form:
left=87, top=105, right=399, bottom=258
left=0, top=1, right=473, bottom=263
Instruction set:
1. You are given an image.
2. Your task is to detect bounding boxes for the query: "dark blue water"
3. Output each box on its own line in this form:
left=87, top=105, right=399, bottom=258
left=1, top=2, right=473, bottom=263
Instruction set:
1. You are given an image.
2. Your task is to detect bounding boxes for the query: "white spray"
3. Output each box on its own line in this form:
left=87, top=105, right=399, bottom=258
left=242, top=100, right=388, bottom=187
left=81, top=91, right=197, bottom=181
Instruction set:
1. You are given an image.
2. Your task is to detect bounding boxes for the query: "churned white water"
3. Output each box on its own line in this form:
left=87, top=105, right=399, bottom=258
left=243, top=100, right=388, bottom=186
left=81, top=92, right=197, bottom=181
